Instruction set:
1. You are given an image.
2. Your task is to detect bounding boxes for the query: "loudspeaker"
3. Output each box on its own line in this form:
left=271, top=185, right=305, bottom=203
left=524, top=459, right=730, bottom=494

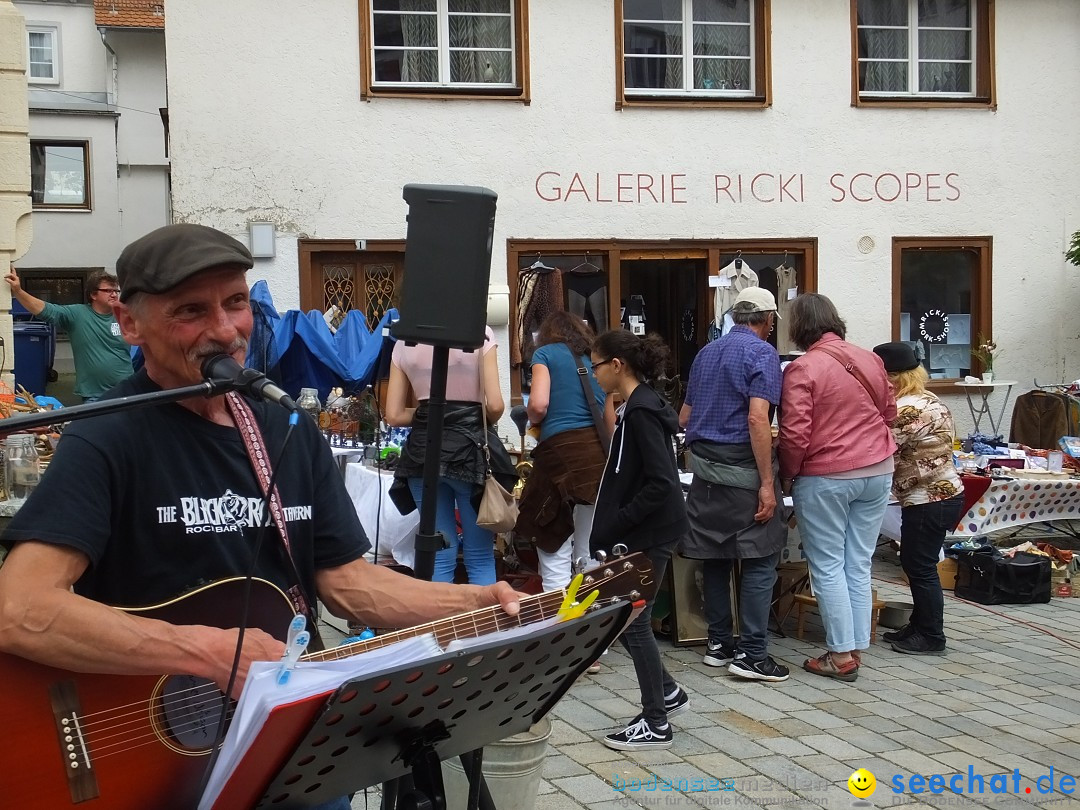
left=392, top=184, right=498, bottom=350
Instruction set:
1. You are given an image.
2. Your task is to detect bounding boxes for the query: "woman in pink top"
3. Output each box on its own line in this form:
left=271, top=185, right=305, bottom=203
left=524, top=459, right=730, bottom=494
left=385, top=327, right=516, bottom=585
left=778, top=294, right=896, bottom=682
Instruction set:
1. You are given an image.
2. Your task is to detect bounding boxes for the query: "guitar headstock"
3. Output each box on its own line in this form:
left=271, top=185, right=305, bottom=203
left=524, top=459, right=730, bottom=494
left=574, top=551, right=656, bottom=604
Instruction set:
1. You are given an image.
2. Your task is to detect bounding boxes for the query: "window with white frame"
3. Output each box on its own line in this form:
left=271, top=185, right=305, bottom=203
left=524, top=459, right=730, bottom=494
left=30, top=141, right=90, bottom=209
left=27, top=26, right=59, bottom=84
left=368, top=0, right=520, bottom=90
left=621, top=0, right=765, bottom=98
left=856, top=0, right=987, bottom=98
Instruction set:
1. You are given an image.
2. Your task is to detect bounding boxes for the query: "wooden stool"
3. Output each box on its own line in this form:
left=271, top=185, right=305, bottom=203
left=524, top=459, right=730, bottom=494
left=794, top=590, right=886, bottom=642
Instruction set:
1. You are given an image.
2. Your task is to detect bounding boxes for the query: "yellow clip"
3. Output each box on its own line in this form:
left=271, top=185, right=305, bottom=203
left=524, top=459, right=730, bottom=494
left=561, top=589, right=598, bottom=621
left=556, top=573, right=584, bottom=620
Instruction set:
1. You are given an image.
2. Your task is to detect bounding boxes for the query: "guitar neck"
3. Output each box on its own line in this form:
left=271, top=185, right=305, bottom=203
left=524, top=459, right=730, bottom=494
left=303, top=590, right=566, bottom=664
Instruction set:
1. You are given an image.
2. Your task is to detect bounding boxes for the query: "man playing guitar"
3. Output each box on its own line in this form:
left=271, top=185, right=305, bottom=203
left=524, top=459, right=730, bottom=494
left=0, top=224, right=519, bottom=810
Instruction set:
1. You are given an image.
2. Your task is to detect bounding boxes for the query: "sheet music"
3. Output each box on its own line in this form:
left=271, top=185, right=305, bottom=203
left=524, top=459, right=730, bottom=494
left=198, top=634, right=443, bottom=810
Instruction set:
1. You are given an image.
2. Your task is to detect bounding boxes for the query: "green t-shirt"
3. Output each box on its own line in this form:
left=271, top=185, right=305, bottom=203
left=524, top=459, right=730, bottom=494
left=39, top=302, right=133, bottom=399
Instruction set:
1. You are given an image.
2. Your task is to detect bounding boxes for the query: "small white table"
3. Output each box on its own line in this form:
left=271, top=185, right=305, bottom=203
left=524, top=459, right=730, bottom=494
left=953, top=380, right=1017, bottom=437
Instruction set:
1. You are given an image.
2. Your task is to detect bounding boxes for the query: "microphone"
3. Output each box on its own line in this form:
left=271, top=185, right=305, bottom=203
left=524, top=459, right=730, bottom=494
left=201, top=354, right=299, bottom=413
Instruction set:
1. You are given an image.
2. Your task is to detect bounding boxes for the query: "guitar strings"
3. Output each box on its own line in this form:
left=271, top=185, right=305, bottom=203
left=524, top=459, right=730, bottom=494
left=71, top=592, right=586, bottom=762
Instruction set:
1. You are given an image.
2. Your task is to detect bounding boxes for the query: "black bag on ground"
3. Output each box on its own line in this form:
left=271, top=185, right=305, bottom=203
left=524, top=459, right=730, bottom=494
left=954, top=551, right=1052, bottom=605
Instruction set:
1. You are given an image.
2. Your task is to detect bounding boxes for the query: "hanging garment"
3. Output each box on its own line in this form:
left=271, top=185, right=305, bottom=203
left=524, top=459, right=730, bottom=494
left=565, top=273, right=608, bottom=334
left=1009, top=391, right=1069, bottom=449
left=774, top=263, right=797, bottom=356
left=713, top=258, right=758, bottom=336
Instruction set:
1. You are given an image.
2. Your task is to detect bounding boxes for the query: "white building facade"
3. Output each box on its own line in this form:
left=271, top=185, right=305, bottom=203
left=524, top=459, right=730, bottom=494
left=164, top=0, right=1080, bottom=432
left=13, top=0, right=167, bottom=373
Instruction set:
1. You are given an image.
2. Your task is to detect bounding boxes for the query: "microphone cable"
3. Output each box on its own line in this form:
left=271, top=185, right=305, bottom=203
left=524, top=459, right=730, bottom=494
left=196, top=409, right=301, bottom=803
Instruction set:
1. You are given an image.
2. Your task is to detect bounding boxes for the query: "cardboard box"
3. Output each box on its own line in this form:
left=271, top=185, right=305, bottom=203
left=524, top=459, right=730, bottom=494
left=900, top=558, right=957, bottom=591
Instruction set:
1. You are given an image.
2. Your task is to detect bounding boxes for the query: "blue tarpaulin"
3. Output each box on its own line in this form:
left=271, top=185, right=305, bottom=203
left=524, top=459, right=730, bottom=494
left=247, top=280, right=396, bottom=400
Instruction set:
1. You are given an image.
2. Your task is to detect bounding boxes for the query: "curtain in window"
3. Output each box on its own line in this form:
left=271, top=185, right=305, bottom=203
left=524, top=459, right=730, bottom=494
left=398, top=0, right=438, bottom=83
left=449, top=0, right=512, bottom=83
left=30, top=143, right=45, bottom=202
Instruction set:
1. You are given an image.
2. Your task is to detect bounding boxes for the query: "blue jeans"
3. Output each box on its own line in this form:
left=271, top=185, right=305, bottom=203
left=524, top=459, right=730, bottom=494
left=900, top=495, right=964, bottom=644
left=703, top=552, right=780, bottom=662
left=792, top=473, right=891, bottom=652
left=408, top=477, right=495, bottom=585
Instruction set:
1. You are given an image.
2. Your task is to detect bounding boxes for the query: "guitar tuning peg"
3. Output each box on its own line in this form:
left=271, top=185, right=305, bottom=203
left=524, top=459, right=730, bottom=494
left=573, top=556, right=590, bottom=574
left=595, top=550, right=608, bottom=564
left=612, top=543, right=628, bottom=557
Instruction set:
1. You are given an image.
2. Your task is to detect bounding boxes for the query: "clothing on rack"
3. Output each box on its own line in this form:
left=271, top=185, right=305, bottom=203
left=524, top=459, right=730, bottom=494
left=566, top=273, right=608, bottom=334
left=713, top=258, right=758, bottom=337
left=1010, top=389, right=1076, bottom=449
left=514, top=267, right=564, bottom=383
left=774, top=263, right=797, bottom=356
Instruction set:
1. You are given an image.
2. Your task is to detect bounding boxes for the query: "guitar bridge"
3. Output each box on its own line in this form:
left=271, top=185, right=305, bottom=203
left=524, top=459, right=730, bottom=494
left=49, top=681, right=100, bottom=803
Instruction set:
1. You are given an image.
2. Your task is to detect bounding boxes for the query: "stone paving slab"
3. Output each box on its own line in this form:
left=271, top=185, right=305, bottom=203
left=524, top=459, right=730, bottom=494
left=527, top=555, right=1080, bottom=810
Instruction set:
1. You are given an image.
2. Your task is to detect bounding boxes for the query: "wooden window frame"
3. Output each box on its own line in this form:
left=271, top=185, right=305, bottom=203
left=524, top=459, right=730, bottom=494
left=298, top=238, right=406, bottom=312
left=891, top=235, right=993, bottom=393
left=615, top=0, right=771, bottom=110
left=359, top=0, right=531, bottom=103
left=850, top=0, right=996, bottom=109
left=30, top=140, right=91, bottom=211
left=506, top=236, right=816, bottom=404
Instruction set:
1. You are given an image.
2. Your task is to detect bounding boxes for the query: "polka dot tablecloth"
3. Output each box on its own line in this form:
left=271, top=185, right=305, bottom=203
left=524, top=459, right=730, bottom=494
left=953, top=477, right=1080, bottom=537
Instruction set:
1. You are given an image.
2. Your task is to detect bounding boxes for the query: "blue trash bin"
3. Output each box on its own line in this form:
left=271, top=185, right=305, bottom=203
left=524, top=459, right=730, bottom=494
left=13, top=321, right=53, bottom=396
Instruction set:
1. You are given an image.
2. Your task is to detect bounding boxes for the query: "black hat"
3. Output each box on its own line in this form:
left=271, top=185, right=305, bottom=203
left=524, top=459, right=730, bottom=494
left=873, top=341, right=919, bottom=373
left=116, top=223, right=254, bottom=302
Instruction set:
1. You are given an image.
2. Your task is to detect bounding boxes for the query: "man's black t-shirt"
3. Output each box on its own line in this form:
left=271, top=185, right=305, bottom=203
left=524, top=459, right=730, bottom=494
left=2, top=370, right=370, bottom=607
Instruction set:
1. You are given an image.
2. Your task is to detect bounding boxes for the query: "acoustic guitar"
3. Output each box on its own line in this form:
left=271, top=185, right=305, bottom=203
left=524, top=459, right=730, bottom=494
left=0, top=553, right=654, bottom=809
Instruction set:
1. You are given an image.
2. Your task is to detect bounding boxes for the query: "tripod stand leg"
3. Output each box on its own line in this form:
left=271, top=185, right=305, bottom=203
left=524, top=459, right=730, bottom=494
left=459, top=748, right=496, bottom=810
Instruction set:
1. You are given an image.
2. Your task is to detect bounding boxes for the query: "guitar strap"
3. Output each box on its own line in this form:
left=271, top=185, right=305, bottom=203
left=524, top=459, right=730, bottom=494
left=226, top=391, right=324, bottom=649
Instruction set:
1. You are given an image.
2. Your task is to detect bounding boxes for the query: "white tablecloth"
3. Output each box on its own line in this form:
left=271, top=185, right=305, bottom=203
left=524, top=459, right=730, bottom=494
left=344, top=462, right=419, bottom=568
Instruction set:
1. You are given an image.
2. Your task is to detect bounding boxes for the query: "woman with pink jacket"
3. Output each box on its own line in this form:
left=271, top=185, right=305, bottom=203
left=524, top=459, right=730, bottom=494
left=778, top=294, right=896, bottom=682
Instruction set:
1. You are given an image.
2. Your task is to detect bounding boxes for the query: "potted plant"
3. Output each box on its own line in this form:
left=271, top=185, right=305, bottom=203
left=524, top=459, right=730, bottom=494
left=972, top=336, right=999, bottom=383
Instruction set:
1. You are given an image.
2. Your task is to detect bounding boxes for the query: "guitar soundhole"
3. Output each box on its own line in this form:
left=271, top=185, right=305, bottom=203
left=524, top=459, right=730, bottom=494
left=157, top=675, right=227, bottom=752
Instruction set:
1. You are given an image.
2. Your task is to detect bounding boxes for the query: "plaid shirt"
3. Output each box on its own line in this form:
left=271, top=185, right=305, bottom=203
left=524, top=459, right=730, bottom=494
left=684, top=325, right=781, bottom=444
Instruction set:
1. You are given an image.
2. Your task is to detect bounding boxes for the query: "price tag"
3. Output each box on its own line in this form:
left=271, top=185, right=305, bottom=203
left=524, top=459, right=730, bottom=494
left=787, top=287, right=798, bottom=300
left=708, top=275, right=732, bottom=288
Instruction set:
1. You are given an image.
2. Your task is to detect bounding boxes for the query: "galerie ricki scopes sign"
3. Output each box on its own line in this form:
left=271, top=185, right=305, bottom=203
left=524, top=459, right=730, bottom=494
left=533, top=170, right=961, bottom=205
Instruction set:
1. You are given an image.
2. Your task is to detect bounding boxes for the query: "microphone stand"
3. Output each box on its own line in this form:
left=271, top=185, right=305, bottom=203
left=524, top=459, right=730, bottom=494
left=0, top=380, right=235, bottom=436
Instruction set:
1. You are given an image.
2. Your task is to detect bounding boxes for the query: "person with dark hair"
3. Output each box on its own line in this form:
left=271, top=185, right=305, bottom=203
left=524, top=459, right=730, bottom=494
left=5, top=266, right=133, bottom=401
left=590, top=330, right=690, bottom=750
left=778, top=293, right=896, bottom=682
left=680, top=287, right=789, bottom=683
left=873, top=341, right=964, bottom=655
left=515, top=310, right=607, bottom=594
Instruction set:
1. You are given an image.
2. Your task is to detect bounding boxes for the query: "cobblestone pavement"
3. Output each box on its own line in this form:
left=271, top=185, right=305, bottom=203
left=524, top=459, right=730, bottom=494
left=538, top=552, right=1080, bottom=810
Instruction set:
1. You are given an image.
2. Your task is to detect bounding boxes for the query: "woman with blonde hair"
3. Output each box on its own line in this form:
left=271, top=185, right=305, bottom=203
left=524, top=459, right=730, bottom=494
left=873, top=342, right=964, bottom=655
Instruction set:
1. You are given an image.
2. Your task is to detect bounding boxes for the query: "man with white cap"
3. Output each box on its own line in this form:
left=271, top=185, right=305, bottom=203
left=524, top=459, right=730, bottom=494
left=678, top=286, right=789, bottom=682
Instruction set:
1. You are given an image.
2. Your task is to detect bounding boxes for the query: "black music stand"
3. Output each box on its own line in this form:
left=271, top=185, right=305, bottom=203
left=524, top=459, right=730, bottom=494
left=206, top=600, right=633, bottom=810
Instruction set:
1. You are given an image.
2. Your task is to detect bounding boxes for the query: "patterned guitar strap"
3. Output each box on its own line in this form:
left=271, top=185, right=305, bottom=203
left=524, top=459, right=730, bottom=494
left=225, top=391, right=324, bottom=650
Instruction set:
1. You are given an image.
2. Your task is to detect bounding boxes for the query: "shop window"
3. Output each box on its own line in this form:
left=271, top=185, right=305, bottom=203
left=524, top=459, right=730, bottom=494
left=27, top=26, right=59, bottom=85
left=361, top=0, right=530, bottom=100
left=30, top=141, right=90, bottom=210
left=298, top=241, right=404, bottom=330
left=852, top=0, right=994, bottom=106
left=617, top=0, right=771, bottom=108
left=892, top=236, right=992, bottom=383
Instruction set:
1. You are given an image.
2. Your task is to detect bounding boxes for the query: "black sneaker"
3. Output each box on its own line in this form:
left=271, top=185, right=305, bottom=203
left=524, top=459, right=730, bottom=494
left=602, top=717, right=673, bottom=751
left=891, top=632, right=946, bottom=656
left=703, top=641, right=736, bottom=668
left=728, top=654, right=790, bottom=682
left=664, top=686, right=689, bottom=717
left=882, top=623, right=916, bottom=644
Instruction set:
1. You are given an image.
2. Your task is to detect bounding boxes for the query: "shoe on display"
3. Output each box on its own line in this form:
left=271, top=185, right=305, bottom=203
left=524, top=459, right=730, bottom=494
left=728, top=654, right=790, bottom=682
left=703, top=641, right=736, bottom=668
left=891, top=632, right=946, bottom=656
left=664, top=686, right=690, bottom=717
left=802, top=651, right=859, bottom=682
left=882, top=623, right=916, bottom=644
left=602, top=717, right=674, bottom=751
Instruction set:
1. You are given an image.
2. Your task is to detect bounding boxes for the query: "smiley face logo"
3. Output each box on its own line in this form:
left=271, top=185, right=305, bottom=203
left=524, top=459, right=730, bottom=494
left=848, top=768, right=876, bottom=798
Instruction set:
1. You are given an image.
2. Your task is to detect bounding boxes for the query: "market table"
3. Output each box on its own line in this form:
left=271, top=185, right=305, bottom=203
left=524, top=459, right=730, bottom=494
left=951, top=474, right=1080, bottom=539
left=343, top=461, right=418, bottom=567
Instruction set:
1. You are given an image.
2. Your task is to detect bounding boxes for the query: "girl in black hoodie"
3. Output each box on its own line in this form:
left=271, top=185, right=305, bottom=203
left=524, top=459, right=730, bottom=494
left=590, top=331, right=690, bottom=751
